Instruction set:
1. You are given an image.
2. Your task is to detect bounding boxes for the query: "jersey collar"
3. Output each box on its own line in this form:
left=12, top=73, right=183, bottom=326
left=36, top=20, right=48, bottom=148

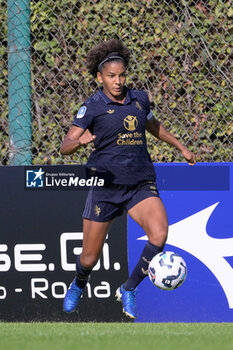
left=98, top=87, right=137, bottom=105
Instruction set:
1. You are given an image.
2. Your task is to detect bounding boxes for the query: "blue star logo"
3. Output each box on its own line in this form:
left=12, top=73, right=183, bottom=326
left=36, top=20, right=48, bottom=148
left=26, top=168, right=45, bottom=188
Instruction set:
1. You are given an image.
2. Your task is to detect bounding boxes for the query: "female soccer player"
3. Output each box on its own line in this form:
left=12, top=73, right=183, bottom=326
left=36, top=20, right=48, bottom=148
left=60, top=39, right=196, bottom=319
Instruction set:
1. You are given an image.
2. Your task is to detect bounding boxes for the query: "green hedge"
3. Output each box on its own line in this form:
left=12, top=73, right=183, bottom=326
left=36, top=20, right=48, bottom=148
left=1, top=0, right=232, bottom=165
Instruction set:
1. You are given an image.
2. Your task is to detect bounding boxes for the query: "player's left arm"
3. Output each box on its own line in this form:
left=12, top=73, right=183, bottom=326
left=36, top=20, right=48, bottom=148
left=146, top=116, right=196, bottom=165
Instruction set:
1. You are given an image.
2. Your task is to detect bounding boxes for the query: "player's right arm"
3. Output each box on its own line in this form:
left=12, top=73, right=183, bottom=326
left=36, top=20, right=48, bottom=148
left=60, top=126, right=96, bottom=155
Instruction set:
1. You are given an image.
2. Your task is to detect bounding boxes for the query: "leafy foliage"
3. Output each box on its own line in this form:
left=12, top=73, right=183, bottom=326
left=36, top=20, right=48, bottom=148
left=1, top=0, right=232, bottom=165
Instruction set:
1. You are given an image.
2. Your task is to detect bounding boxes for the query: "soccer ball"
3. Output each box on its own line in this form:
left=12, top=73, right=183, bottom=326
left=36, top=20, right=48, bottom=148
left=148, top=251, right=187, bottom=290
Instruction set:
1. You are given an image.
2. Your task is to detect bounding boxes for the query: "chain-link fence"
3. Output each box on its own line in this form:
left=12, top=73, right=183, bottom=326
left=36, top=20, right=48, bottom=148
left=1, top=0, right=233, bottom=165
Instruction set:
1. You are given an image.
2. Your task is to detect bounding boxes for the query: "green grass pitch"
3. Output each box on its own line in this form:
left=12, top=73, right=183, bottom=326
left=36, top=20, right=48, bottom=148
left=0, top=322, right=233, bottom=350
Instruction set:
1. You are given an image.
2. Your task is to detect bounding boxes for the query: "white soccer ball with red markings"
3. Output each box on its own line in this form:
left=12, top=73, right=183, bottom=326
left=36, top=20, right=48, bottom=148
left=148, top=251, right=187, bottom=290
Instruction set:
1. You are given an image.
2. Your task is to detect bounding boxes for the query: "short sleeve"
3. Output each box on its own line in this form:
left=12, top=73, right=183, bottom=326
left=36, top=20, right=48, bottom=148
left=144, top=92, right=151, bottom=115
left=137, top=90, right=154, bottom=121
left=72, top=102, right=95, bottom=130
left=146, top=110, right=153, bottom=120
left=142, top=92, right=154, bottom=120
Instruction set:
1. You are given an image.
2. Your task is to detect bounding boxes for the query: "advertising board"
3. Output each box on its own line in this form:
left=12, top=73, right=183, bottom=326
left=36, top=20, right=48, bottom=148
left=0, top=166, right=129, bottom=322
left=128, top=163, right=233, bottom=322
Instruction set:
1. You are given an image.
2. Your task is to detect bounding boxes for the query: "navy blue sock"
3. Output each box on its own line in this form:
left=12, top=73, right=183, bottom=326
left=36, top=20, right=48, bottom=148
left=75, top=255, right=92, bottom=289
left=124, top=241, right=163, bottom=290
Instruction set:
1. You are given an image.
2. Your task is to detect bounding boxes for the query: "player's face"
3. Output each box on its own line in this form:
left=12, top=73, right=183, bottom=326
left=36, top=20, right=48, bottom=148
left=97, top=61, right=126, bottom=102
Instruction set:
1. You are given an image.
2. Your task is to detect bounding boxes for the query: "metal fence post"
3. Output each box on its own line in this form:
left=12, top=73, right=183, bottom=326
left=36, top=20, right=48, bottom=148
left=7, top=0, right=32, bottom=165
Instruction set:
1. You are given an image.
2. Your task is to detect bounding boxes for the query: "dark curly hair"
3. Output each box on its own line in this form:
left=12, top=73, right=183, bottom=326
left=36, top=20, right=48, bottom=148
left=86, top=39, right=130, bottom=77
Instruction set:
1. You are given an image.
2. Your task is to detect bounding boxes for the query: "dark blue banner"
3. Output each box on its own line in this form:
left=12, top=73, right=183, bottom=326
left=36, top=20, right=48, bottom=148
left=0, top=166, right=129, bottom=322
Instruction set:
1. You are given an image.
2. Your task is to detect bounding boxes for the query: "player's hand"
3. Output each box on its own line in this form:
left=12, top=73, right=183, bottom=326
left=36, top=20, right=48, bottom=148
left=79, top=129, right=96, bottom=145
left=181, top=148, right=196, bottom=166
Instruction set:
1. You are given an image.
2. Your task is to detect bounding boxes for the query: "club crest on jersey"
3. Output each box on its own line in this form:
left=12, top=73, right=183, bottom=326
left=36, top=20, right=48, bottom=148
left=76, top=106, right=86, bottom=119
left=123, top=115, right=138, bottom=131
left=107, top=109, right=114, bottom=114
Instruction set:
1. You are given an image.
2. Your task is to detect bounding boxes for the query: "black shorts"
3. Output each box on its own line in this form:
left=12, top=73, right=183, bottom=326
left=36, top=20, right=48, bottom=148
left=83, top=180, right=159, bottom=222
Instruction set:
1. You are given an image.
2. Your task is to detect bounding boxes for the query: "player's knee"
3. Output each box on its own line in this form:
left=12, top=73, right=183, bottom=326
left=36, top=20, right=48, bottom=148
left=157, top=228, right=168, bottom=246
